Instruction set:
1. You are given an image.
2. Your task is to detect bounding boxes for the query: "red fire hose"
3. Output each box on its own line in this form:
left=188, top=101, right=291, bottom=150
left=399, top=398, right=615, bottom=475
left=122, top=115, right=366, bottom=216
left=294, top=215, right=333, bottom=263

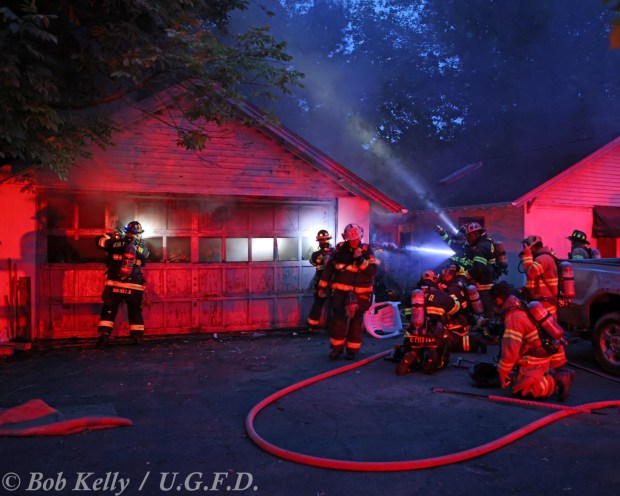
left=245, top=349, right=620, bottom=472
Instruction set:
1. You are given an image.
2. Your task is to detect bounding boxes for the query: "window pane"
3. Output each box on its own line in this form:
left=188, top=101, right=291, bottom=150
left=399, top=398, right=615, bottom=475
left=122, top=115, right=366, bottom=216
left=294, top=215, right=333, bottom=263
left=168, top=201, right=193, bottom=230
left=252, top=238, right=274, bottom=262
left=226, top=238, right=248, bottom=262
left=47, top=235, right=81, bottom=263
left=46, top=195, right=74, bottom=229
left=138, top=202, right=166, bottom=231
left=302, top=236, right=314, bottom=261
left=77, top=195, right=105, bottom=229
left=145, top=237, right=164, bottom=263
left=108, top=199, right=136, bottom=231
left=277, top=238, right=298, bottom=261
left=199, top=238, right=222, bottom=262
left=167, top=237, right=191, bottom=263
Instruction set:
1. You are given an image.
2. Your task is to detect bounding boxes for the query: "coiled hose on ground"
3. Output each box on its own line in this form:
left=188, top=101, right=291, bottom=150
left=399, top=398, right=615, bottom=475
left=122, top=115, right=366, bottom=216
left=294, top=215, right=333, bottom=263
left=245, top=349, right=620, bottom=472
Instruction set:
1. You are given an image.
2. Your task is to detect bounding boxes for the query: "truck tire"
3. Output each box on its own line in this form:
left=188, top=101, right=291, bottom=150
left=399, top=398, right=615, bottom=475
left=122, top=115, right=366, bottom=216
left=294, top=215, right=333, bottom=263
left=592, top=312, right=620, bottom=377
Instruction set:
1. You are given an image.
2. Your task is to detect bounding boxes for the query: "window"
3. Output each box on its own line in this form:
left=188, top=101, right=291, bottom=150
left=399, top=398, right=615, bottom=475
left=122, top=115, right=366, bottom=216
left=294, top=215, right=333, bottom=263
left=251, top=238, right=274, bottom=262
left=277, top=238, right=298, bottom=261
left=199, top=238, right=222, bottom=262
left=226, top=238, right=248, bottom=262
left=167, top=237, right=191, bottom=263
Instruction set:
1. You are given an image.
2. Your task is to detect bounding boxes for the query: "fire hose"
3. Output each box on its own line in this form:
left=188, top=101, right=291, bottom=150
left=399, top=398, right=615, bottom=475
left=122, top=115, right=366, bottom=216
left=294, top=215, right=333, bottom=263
left=245, top=349, right=620, bottom=472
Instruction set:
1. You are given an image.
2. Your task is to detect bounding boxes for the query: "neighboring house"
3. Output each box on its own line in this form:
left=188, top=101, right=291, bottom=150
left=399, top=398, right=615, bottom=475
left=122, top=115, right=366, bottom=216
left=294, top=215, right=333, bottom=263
left=0, top=91, right=404, bottom=342
left=393, top=135, right=620, bottom=289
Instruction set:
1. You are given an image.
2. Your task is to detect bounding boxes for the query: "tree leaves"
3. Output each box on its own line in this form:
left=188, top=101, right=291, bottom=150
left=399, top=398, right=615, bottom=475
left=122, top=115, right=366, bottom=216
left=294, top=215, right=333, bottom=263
left=0, top=0, right=303, bottom=178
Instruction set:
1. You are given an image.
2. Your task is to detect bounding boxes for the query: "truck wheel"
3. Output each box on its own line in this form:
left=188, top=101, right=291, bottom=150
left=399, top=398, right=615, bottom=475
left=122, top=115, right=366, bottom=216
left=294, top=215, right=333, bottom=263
left=592, top=312, right=620, bottom=377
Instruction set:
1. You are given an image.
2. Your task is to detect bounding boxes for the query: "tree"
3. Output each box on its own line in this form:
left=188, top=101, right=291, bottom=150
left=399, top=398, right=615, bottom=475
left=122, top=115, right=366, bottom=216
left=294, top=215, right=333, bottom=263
left=0, top=0, right=303, bottom=178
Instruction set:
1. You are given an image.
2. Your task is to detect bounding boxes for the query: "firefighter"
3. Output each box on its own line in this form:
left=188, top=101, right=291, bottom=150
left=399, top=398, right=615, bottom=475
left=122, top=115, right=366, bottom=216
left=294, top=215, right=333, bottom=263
left=439, top=265, right=486, bottom=353
left=395, top=270, right=455, bottom=375
left=519, top=235, right=568, bottom=370
left=463, top=222, right=497, bottom=319
left=306, top=229, right=334, bottom=332
left=490, top=281, right=575, bottom=401
left=317, top=223, right=377, bottom=360
left=96, top=221, right=150, bottom=348
left=567, top=229, right=601, bottom=260
left=435, top=224, right=472, bottom=271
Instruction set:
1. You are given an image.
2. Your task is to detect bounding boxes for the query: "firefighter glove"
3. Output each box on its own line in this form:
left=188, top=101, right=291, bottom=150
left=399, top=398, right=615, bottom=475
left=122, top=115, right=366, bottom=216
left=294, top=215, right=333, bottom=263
left=435, top=225, right=446, bottom=235
left=317, top=288, right=328, bottom=299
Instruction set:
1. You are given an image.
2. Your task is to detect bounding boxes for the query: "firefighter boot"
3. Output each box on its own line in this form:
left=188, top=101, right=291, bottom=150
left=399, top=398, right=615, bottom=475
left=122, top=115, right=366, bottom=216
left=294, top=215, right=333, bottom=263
left=328, top=347, right=344, bottom=360
left=130, top=330, right=144, bottom=345
left=554, top=369, right=576, bottom=402
left=96, top=331, right=110, bottom=349
left=396, top=352, right=417, bottom=376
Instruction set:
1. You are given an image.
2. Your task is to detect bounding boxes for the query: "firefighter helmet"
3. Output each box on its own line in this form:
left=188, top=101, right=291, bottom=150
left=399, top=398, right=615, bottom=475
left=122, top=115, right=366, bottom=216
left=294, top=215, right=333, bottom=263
left=316, top=229, right=332, bottom=242
left=522, top=235, right=543, bottom=250
left=342, top=223, right=364, bottom=241
left=464, top=222, right=483, bottom=235
left=422, top=270, right=438, bottom=284
left=567, top=229, right=589, bottom=244
left=123, top=221, right=144, bottom=236
left=468, top=361, right=501, bottom=388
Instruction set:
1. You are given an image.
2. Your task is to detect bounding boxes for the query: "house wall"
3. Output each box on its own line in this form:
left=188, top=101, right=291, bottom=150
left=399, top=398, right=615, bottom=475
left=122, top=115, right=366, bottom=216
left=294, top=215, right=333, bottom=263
left=526, top=143, right=620, bottom=256
left=20, top=110, right=389, bottom=340
left=0, top=183, right=37, bottom=340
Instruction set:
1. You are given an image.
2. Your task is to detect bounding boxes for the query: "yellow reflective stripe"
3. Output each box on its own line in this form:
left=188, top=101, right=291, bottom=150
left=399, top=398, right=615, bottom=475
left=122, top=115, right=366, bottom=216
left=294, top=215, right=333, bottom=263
left=112, top=254, right=123, bottom=260
left=347, top=342, right=362, bottom=350
left=98, top=320, right=114, bottom=328
left=105, top=280, right=145, bottom=291
left=98, top=234, right=110, bottom=248
left=518, top=355, right=551, bottom=366
left=463, top=335, right=470, bottom=351
left=503, top=329, right=522, bottom=343
left=473, top=256, right=487, bottom=265
left=318, top=280, right=329, bottom=288
left=129, top=324, right=144, bottom=331
left=426, top=307, right=445, bottom=316
left=330, top=338, right=346, bottom=346
left=524, top=329, right=539, bottom=341
left=331, top=283, right=373, bottom=294
left=477, top=283, right=494, bottom=291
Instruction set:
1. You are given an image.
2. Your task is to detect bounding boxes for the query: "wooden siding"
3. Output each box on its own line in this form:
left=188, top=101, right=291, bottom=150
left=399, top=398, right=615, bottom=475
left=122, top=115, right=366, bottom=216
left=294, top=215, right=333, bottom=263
left=41, top=110, right=354, bottom=200
left=537, top=145, right=620, bottom=207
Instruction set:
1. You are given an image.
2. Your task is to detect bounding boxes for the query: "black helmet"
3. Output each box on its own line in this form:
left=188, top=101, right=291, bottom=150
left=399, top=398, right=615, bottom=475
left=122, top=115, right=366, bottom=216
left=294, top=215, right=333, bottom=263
left=316, top=229, right=332, bottom=242
left=123, top=221, right=144, bottom=236
left=468, top=361, right=500, bottom=388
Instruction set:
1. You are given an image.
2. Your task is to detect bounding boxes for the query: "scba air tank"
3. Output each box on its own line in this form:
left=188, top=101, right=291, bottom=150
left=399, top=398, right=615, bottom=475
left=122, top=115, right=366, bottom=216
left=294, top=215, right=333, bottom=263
left=559, top=261, right=575, bottom=301
left=467, top=285, right=484, bottom=315
left=120, top=242, right=137, bottom=279
left=411, top=289, right=425, bottom=330
left=494, top=240, right=508, bottom=273
left=527, top=300, right=565, bottom=341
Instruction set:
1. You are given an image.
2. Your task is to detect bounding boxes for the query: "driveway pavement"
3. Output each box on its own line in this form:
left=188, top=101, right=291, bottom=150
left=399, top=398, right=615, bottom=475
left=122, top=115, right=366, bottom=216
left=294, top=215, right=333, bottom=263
left=1, top=330, right=619, bottom=496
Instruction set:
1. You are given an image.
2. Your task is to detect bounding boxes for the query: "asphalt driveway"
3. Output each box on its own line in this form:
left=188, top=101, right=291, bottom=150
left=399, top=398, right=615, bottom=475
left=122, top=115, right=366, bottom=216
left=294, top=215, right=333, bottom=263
left=1, top=330, right=619, bottom=496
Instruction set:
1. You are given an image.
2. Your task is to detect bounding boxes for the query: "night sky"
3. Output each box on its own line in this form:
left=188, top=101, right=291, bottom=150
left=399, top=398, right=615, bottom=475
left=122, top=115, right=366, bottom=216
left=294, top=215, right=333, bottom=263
left=230, top=1, right=620, bottom=209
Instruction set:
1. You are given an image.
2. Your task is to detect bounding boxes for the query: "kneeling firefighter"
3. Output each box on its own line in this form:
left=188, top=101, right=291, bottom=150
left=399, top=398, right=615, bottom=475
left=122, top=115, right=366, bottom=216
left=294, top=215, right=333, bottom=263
left=317, top=223, right=377, bottom=360
left=395, top=271, right=454, bottom=375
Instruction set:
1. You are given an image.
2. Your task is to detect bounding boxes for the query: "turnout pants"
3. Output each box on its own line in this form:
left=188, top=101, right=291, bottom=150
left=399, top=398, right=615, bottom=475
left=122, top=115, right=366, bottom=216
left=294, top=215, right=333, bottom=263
left=98, top=285, right=145, bottom=335
left=329, top=291, right=372, bottom=355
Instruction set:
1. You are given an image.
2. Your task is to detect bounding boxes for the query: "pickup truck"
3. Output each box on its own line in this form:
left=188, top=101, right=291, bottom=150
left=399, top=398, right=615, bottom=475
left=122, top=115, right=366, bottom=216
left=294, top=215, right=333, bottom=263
left=557, top=258, right=620, bottom=376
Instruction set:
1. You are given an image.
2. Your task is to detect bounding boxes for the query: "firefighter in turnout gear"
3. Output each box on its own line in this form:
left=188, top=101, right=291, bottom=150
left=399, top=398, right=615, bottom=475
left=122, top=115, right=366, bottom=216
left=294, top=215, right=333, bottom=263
left=464, top=222, right=497, bottom=319
left=520, top=235, right=568, bottom=371
left=306, top=229, right=334, bottom=332
left=318, top=223, right=377, bottom=360
left=490, top=282, right=575, bottom=401
left=439, top=265, right=486, bottom=354
left=395, top=271, right=454, bottom=375
left=435, top=224, right=472, bottom=272
left=96, top=221, right=149, bottom=348
left=567, top=229, right=601, bottom=260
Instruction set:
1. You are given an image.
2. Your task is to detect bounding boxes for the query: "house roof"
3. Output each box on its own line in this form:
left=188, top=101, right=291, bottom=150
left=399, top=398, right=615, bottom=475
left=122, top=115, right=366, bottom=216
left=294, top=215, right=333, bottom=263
left=406, top=134, right=619, bottom=212
left=111, top=89, right=406, bottom=214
